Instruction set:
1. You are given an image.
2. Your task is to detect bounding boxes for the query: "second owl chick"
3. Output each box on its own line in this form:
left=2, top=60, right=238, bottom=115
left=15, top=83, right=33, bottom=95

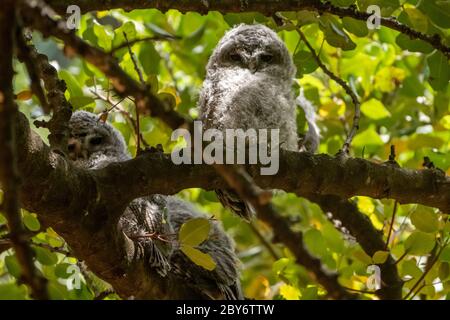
left=68, top=111, right=243, bottom=300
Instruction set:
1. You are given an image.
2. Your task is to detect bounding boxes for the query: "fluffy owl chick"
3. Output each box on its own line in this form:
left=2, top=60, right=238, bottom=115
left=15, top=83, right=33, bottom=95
left=199, top=24, right=298, bottom=220
left=68, top=111, right=243, bottom=300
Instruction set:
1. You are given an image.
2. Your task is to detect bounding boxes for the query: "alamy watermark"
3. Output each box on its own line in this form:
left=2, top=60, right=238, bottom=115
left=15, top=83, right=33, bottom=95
left=66, top=5, right=81, bottom=30
left=367, top=5, right=381, bottom=30
left=57, top=264, right=82, bottom=291
left=171, top=121, right=280, bottom=175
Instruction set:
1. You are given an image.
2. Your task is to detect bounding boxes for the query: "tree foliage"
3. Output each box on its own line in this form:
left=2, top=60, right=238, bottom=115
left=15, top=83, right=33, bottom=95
left=0, top=0, right=449, bottom=300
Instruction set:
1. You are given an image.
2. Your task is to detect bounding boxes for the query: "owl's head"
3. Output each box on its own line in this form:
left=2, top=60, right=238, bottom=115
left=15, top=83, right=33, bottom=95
left=207, top=24, right=295, bottom=80
left=68, top=111, right=128, bottom=164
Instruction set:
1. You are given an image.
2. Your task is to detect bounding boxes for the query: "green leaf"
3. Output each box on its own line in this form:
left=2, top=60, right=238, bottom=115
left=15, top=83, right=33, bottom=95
left=5, top=255, right=22, bottom=278
left=0, top=283, right=28, bottom=299
left=395, top=33, right=433, bottom=54
left=439, top=262, right=450, bottom=281
left=401, top=259, right=422, bottom=278
left=70, top=96, right=95, bottom=110
left=293, top=51, right=319, bottom=77
left=138, top=42, right=161, bottom=75
left=405, top=231, right=435, bottom=255
left=319, top=15, right=356, bottom=51
left=410, top=206, right=439, bottom=233
left=440, top=115, right=450, bottom=130
left=59, top=70, right=83, bottom=98
left=342, top=17, right=369, bottom=37
left=352, top=249, right=372, bottom=264
left=399, top=8, right=429, bottom=31
left=34, top=246, right=58, bottom=266
left=303, top=229, right=327, bottom=257
left=180, top=245, right=216, bottom=271
left=93, top=20, right=113, bottom=51
left=178, top=218, right=210, bottom=247
left=22, top=212, right=40, bottom=232
left=360, top=98, right=391, bottom=120
left=352, top=126, right=384, bottom=148
left=441, top=247, right=450, bottom=262
left=55, top=263, right=73, bottom=279
left=112, top=21, right=137, bottom=49
left=296, top=10, right=318, bottom=26
left=427, top=50, right=450, bottom=91
left=372, top=250, right=389, bottom=264
left=418, top=0, right=450, bottom=29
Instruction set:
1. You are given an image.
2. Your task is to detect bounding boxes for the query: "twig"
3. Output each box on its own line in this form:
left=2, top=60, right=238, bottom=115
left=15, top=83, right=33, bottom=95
left=248, top=221, right=280, bottom=261
left=90, top=89, right=149, bottom=147
left=385, top=201, right=398, bottom=250
left=295, top=27, right=360, bottom=154
left=0, top=2, right=48, bottom=299
left=403, top=241, right=448, bottom=300
left=123, top=31, right=144, bottom=153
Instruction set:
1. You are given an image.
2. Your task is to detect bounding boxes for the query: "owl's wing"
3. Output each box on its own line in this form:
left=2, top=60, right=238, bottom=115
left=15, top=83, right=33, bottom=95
left=116, top=198, right=173, bottom=277
left=165, top=196, right=244, bottom=300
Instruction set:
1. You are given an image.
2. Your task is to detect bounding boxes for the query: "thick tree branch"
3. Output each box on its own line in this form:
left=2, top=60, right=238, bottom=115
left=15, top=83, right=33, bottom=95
left=0, top=1, right=48, bottom=299
left=44, top=0, right=450, bottom=58
left=307, top=194, right=403, bottom=299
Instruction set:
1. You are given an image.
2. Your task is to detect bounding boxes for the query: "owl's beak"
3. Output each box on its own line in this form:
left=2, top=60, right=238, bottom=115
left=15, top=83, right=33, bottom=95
left=248, top=59, right=258, bottom=73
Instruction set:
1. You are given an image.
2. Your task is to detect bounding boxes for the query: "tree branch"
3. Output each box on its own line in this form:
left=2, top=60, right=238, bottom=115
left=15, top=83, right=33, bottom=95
left=45, top=0, right=450, bottom=58
left=0, top=1, right=48, bottom=299
left=20, top=36, right=73, bottom=154
left=307, top=194, right=403, bottom=299
left=213, top=165, right=355, bottom=299
left=295, top=27, right=360, bottom=154
left=20, top=0, right=190, bottom=131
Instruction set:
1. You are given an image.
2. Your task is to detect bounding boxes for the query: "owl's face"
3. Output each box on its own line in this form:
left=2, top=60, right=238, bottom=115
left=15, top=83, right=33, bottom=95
left=207, top=24, right=295, bottom=79
left=68, top=111, right=127, bottom=162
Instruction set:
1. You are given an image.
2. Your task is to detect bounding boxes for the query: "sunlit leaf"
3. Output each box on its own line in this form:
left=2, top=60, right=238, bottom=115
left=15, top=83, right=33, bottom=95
left=180, top=245, right=216, bottom=271
left=179, top=218, right=210, bottom=247
left=405, top=231, right=435, bottom=255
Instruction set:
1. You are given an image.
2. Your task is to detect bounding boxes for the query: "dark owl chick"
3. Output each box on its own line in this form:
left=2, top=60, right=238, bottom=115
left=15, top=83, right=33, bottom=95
left=68, top=110, right=243, bottom=300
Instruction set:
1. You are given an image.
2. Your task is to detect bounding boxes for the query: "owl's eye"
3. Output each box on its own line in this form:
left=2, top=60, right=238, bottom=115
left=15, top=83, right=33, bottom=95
left=89, top=136, right=103, bottom=146
left=229, top=53, right=242, bottom=62
left=260, top=54, right=273, bottom=63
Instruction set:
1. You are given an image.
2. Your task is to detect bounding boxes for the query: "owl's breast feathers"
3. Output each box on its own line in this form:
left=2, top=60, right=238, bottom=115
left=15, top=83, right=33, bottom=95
left=200, top=69, right=298, bottom=150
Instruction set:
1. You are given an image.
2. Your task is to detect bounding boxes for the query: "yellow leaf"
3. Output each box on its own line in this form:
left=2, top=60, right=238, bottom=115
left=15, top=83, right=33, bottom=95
left=179, top=218, right=210, bottom=246
left=16, top=90, right=33, bottom=101
left=372, top=250, right=389, bottom=264
left=279, top=284, right=300, bottom=300
left=180, top=245, right=216, bottom=271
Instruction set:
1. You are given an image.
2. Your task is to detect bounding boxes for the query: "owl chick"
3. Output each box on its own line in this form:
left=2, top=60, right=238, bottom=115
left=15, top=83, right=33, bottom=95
left=68, top=111, right=243, bottom=300
left=198, top=24, right=299, bottom=220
